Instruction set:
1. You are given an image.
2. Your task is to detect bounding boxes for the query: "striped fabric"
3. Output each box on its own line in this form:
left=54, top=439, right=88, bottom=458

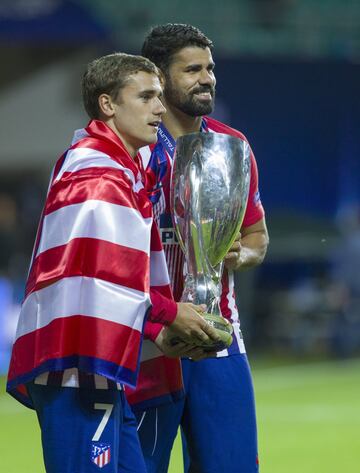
left=138, top=116, right=265, bottom=358
left=7, top=120, right=183, bottom=408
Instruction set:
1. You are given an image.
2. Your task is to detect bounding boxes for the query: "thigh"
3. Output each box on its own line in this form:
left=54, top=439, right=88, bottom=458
left=27, top=383, right=146, bottom=473
left=135, top=399, right=185, bottom=473
left=181, top=355, right=259, bottom=473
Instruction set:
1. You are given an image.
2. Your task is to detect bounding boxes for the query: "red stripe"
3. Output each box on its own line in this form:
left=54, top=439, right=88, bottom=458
left=8, top=316, right=141, bottom=381
left=242, top=153, right=264, bottom=227
left=26, top=238, right=149, bottom=297
left=167, top=244, right=184, bottom=302
left=150, top=222, right=163, bottom=251
left=44, top=168, right=152, bottom=218
left=220, top=269, right=232, bottom=319
left=205, top=116, right=247, bottom=140
left=126, top=355, right=182, bottom=405
left=150, top=284, right=173, bottom=300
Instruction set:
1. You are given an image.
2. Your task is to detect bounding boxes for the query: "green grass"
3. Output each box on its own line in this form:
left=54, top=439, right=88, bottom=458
left=1, top=358, right=359, bottom=472
left=253, top=358, right=360, bottom=473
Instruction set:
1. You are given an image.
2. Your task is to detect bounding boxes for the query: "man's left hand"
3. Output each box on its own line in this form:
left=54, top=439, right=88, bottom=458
left=224, top=232, right=243, bottom=270
left=224, top=220, right=269, bottom=271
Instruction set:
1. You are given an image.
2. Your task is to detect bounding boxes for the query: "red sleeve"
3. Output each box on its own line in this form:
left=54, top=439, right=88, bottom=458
left=242, top=150, right=265, bottom=228
left=144, top=290, right=178, bottom=342
left=148, top=288, right=178, bottom=325
left=143, top=321, right=163, bottom=342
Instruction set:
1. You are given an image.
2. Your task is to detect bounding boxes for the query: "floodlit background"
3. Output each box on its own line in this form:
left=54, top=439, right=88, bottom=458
left=0, top=1, right=359, bottom=472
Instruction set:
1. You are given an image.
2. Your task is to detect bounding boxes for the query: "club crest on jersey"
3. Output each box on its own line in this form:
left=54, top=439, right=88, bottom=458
left=91, top=443, right=111, bottom=469
left=253, top=190, right=261, bottom=205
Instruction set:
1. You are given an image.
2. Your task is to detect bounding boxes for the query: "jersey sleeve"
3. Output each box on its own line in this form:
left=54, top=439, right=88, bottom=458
left=148, top=288, right=177, bottom=326
left=242, top=150, right=265, bottom=228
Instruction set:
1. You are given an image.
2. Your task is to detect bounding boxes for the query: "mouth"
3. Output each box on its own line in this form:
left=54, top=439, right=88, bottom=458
left=148, top=120, right=161, bottom=130
left=193, top=91, right=213, bottom=101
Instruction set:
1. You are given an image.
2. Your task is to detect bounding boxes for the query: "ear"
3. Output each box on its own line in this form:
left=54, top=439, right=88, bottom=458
left=98, top=93, right=115, bottom=118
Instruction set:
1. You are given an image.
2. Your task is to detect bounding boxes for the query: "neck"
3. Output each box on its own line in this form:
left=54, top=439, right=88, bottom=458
left=105, top=120, right=136, bottom=158
left=162, top=100, right=202, bottom=140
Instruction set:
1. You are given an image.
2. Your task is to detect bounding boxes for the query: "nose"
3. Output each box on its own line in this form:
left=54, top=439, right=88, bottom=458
left=199, top=69, right=215, bottom=86
left=154, top=97, right=166, bottom=116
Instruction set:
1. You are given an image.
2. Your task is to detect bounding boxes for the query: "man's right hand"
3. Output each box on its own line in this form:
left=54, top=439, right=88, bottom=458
left=170, top=302, right=221, bottom=346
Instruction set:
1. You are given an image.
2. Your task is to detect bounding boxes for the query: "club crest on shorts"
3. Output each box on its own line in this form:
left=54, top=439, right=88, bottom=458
left=91, top=443, right=111, bottom=469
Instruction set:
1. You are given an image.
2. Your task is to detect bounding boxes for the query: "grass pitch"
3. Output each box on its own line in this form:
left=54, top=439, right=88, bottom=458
left=1, top=357, right=359, bottom=472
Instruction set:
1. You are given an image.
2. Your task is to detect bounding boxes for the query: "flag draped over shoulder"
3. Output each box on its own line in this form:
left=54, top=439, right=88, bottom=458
left=6, top=120, right=177, bottom=408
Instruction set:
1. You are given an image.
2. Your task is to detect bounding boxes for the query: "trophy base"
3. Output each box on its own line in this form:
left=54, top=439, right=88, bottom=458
left=199, top=313, right=233, bottom=351
left=169, top=313, right=233, bottom=352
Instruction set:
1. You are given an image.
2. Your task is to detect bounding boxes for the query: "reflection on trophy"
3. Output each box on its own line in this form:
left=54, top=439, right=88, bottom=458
left=170, top=132, right=251, bottom=351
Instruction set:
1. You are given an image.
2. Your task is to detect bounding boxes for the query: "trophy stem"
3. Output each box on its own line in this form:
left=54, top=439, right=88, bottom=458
left=181, top=262, right=223, bottom=317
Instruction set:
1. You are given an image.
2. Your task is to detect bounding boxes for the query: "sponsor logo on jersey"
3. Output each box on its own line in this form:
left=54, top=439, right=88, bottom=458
left=158, top=127, right=175, bottom=152
left=160, top=227, right=179, bottom=245
left=91, top=443, right=111, bottom=469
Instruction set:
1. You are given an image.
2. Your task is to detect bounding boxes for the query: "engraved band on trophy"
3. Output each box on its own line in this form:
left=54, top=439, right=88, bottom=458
left=170, top=132, right=251, bottom=351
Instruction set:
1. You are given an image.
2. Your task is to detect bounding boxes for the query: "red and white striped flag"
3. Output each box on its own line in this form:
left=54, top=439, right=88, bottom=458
left=7, top=120, right=183, bottom=408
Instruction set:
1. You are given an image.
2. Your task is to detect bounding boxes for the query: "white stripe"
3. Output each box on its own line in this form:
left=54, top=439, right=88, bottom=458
left=137, top=411, right=146, bottom=431
left=15, top=276, right=150, bottom=341
left=151, top=408, right=158, bottom=456
left=36, top=200, right=152, bottom=257
left=140, top=340, right=163, bottom=362
left=150, top=251, right=170, bottom=286
left=62, top=368, right=80, bottom=387
left=138, top=146, right=152, bottom=169
left=54, top=147, right=135, bottom=184
left=71, top=128, right=89, bottom=145
left=233, top=322, right=246, bottom=354
left=216, top=346, right=229, bottom=357
left=226, top=270, right=239, bottom=323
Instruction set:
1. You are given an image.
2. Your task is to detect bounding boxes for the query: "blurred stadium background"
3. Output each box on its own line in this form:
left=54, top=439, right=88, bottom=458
left=0, top=0, right=359, bottom=471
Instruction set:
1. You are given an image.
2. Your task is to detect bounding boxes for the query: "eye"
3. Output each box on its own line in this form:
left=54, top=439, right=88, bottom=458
left=185, top=65, right=202, bottom=73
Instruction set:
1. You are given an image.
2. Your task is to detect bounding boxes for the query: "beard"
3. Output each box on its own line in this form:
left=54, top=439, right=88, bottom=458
left=164, top=81, right=215, bottom=117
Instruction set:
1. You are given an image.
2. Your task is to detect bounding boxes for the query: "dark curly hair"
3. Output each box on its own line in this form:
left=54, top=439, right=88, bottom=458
left=141, top=23, right=213, bottom=74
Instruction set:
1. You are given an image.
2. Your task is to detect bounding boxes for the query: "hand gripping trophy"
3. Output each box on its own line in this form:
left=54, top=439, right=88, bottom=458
left=170, top=132, right=250, bottom=351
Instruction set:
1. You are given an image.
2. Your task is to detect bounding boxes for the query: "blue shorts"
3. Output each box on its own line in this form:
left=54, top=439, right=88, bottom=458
left=136, top=353, right=259, bottom=473
left=27, top=382, right=147, bottom=473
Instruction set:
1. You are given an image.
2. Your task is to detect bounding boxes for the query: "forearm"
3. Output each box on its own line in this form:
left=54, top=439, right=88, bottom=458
left=225, top=218, right=269, bottom=271
left=237, top=230, right=269, bottom=270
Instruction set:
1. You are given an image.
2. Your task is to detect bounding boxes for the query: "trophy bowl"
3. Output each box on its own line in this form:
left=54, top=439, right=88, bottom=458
left=170, top=132, right=251, bottom=351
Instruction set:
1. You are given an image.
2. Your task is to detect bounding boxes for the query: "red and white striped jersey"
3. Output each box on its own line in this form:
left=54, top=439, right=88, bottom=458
left=139, top=116, right=265, bottom=357
left=7, top=120, right=183, bottom=409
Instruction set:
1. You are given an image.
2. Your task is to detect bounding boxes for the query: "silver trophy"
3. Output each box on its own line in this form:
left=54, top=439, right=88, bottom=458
left=170, top=132, right=251, bottom=351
